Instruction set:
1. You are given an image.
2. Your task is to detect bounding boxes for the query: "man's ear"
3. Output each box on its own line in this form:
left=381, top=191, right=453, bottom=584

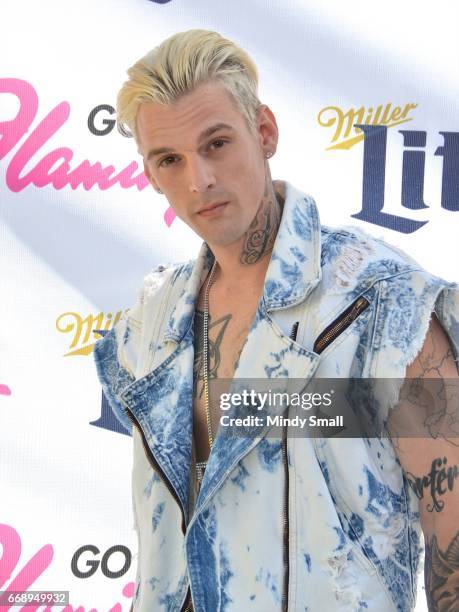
left=256, top=104, right=279, bottom=158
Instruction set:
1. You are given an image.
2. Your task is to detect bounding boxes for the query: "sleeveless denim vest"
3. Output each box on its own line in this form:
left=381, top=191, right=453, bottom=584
left=93, top=181, right=459, bottom=612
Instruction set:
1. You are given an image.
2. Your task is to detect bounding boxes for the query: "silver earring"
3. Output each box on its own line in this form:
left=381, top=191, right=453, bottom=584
left=265, top=151, right=273, bottom=159
left=156, top=188, right=163, bottom=194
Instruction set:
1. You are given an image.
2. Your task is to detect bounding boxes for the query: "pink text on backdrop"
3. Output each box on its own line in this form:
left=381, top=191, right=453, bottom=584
left=0, top=78, right=176, bottom=226
left=0, top=523, right=134, bottom=611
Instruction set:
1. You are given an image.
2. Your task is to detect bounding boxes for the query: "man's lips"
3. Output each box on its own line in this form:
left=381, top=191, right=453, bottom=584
left=197, top=201, right=229, bottom=217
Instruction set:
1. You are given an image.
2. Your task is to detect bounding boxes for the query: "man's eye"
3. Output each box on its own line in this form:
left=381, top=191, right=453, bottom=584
left=210, top=139, right=227, bottom=149
left=159, top=156, right=177, bottom=167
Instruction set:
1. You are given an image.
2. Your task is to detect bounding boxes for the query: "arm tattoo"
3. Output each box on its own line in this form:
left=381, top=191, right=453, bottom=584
left=389, top=342, right=459, bottom=446
left=193, top=309, right=231, bottom=398
left=406, top=322, right=458, bottom=442
left=405, top=457, right=458, bottom=512
left=425, top=531, right=459, bottom=611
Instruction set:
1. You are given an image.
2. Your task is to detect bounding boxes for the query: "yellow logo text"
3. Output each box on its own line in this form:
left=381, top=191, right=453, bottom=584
left=56, top=310, right=127, bottom=356
left=318, top=103, right=418, bottom=150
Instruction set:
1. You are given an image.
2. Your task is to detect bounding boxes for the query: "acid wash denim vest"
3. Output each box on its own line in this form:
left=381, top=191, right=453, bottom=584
left=93, top=181, right=459, bottom=612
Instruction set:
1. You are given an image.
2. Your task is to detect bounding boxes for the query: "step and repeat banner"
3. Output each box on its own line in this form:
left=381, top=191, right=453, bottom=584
left=1, top=0, right=458, bottom=610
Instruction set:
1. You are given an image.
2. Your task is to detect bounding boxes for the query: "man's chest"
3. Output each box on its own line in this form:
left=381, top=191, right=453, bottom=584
left=191, top=285, right=261, bottom=463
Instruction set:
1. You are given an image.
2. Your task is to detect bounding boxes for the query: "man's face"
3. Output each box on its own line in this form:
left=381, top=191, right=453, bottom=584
left=137, top=80, right=277, bottom=248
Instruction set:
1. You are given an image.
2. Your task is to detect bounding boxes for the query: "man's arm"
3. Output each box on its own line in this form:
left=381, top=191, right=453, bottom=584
left=387, top=315, right=459, bottom=612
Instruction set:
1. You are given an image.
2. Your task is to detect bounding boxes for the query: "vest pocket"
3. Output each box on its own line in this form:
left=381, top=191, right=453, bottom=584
left=313, top=296, right=370, bottom=354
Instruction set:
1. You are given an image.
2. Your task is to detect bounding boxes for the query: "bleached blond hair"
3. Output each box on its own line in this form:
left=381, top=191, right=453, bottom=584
left=117, top=29, right=261, bottom=142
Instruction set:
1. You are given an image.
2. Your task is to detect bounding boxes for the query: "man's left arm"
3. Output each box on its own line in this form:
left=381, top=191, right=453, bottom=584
left=388, top=315, right=459, bottom=612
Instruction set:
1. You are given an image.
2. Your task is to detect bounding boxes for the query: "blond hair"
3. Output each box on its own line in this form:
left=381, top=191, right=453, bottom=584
left=117, top=29, right=260, bottom=141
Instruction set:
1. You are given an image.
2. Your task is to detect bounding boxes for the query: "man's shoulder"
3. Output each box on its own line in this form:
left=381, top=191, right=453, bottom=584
left=319, top=222, right=429, bottom=285
left=140, top=258, right=196, bottom=302
left=321, top=223, right=419, bottom=266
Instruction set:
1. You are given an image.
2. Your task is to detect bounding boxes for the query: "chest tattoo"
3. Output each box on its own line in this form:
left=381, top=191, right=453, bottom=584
left=193, top=309, right=232, bottom=398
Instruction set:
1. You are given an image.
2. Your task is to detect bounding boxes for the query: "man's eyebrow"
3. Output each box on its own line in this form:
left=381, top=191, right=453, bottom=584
left=198, top=122, right=235, bottom=142
left=146, top=123, right=235, bottom=161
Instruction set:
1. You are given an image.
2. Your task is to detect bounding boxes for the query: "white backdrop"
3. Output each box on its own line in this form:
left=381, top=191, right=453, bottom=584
left=1, top=0, right=458, bottom=609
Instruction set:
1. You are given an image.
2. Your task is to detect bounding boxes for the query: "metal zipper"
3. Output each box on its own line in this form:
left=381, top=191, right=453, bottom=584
left=281, top=322, right=299, bottom=611
left=123, top=405, right=188, bottom=533
left=313, top=296, right=370, bottom=354
left=122, top=404, right=193, bottom=612
left=182, top=589, right=193, bottom=612
left=281, top=422, right=289, bottom=612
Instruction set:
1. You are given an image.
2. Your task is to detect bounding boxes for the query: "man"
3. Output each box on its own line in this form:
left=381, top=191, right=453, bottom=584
left=93, top=29, right=459, bottom=611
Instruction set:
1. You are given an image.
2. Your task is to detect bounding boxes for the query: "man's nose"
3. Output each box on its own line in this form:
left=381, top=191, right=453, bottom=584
left=186, top=154, right=216, bottom=193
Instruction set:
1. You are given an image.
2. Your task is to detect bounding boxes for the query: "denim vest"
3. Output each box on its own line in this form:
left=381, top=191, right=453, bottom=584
left=93, top=181, right=459, bottom=612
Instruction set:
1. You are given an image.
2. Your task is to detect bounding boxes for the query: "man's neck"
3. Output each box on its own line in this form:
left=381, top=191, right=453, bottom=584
left=209, top=174, right=284, bottom=290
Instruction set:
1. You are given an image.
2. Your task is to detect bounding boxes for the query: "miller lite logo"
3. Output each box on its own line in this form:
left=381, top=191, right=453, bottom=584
left=318, top=103, right=458, bottom=233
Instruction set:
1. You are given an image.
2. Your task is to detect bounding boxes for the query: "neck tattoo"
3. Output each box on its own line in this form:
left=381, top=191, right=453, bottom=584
left=240, top=185, right=283, bottom=265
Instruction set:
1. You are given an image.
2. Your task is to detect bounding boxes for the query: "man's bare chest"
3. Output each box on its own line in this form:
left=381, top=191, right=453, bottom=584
left=192, top=285, right=261, bottom=463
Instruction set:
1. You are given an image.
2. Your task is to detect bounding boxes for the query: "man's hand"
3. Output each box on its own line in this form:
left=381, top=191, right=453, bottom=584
left=387, top=315, right=459, bottom=612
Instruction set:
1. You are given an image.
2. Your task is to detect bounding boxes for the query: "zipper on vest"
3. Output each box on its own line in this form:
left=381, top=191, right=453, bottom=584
left=281, top=322, right=298, bottom=611
left=122, top=404, right=188, bottom=534
left=281, top=422, right=289, bottom=611
left=123, top=405, right=194, bottom=611
left=313, top=296, right=370, bottom=354
left=182, top=588, right=193, bottom=612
